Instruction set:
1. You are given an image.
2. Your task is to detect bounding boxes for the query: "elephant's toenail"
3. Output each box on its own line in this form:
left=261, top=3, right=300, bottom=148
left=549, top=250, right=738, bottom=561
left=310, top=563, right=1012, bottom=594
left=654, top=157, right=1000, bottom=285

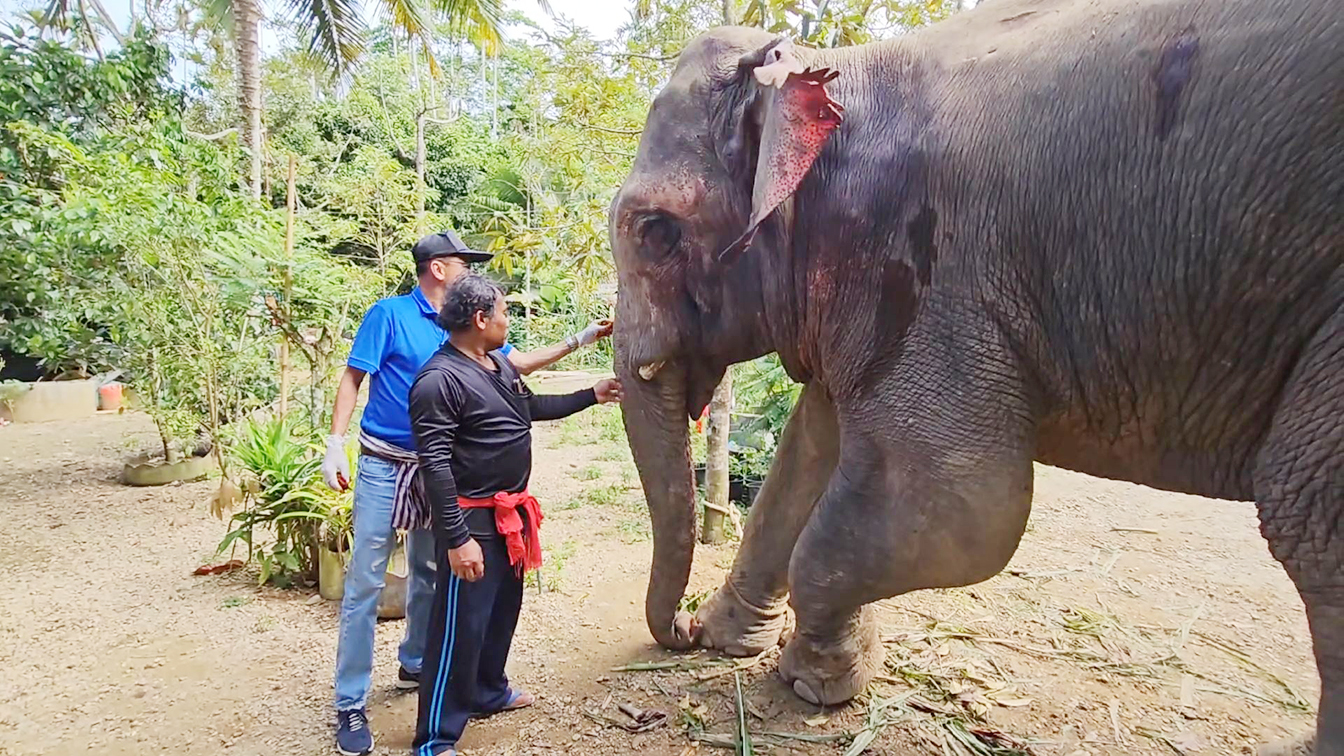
left=793, top=679, right=820, bottom=705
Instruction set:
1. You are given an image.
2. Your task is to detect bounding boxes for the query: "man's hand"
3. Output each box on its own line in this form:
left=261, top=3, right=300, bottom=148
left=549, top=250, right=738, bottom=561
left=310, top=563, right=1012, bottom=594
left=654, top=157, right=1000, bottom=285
left=571, top=318, right=614, bottom=348
left=594, top=378, right=623, bottom=405
left=448, top=538, right=486, bottom=582
left=322, top=435, right=351, bottom=491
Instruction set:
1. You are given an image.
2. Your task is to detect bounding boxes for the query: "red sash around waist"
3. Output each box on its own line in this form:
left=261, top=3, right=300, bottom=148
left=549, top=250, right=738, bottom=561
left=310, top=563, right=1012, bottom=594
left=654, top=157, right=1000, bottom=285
left=458, top=490, right=543, bottom=575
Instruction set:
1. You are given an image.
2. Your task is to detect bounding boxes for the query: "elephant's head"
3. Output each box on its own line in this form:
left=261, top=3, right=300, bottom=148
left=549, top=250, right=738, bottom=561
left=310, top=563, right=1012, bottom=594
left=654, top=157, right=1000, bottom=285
left=608, top=27, right=845, bottom=649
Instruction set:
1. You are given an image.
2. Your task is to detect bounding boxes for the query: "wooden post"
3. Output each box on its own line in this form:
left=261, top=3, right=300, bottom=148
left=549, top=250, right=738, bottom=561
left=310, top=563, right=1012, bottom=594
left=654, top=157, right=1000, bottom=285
left=279, top=154, right=296, bottom=416
left=701, top=373, right=733, bottom=544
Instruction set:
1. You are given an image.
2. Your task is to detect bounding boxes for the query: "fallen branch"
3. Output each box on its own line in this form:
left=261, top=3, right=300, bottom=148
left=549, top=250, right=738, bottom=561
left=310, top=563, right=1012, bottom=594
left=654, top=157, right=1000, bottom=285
left=582, top=702, right=667, bottom=733
left=612, top=657, right=732, bottom=673
left=690, top=730, right=853, bottom=750
left=695, top=648, right=776, bottom=682
left=1192, top=631, right=1311, bottom=711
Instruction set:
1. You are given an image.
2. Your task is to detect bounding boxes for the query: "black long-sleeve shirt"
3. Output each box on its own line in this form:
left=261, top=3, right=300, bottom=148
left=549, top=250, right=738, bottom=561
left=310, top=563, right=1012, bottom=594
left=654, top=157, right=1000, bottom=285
left=408, top=343, right=597, bottom=549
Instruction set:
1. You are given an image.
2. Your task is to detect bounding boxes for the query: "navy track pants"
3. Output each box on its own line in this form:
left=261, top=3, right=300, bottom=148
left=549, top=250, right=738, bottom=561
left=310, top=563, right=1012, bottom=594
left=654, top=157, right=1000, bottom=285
left=412, top=535, right=523, bottom=756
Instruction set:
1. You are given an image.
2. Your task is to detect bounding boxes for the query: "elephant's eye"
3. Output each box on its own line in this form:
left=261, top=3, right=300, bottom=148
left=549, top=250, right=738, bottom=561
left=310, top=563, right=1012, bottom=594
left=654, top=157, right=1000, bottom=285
left=639, top=214, right=682, bottom=259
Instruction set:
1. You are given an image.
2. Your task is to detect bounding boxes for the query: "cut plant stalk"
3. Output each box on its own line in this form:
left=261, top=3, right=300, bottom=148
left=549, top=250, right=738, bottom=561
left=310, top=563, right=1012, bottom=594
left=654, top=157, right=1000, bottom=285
left=734, top=671, right=752, bottom=756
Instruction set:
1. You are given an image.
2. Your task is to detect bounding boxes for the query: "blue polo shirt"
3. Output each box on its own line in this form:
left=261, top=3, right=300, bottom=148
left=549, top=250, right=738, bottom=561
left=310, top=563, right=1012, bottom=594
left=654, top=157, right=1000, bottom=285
left=348, top=287, right=512, bottom=450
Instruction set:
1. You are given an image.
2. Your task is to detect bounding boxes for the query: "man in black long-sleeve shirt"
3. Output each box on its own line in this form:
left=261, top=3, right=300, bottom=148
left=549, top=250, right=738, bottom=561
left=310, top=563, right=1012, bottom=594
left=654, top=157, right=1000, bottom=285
left=408, top=273, right=621, bottom=756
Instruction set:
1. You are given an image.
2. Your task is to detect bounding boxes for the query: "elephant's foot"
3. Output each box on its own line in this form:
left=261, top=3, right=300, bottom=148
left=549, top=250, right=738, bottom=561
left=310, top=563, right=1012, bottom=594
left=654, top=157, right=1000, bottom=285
left=694, top=578, right=792, bottom=657
left=1258, top=732, right=1316, bottom=756
left=778, top=608, right=883, bottom=706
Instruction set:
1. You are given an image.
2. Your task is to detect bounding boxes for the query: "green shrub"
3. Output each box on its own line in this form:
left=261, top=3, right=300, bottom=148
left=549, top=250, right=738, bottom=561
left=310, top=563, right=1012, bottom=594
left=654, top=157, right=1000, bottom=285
left=219, top=414, right=350, bottom=587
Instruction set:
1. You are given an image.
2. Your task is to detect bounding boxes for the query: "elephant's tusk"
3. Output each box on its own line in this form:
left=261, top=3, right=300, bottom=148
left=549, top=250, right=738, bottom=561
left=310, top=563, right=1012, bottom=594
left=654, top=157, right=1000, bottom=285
left=638, top=361, right=665, bottom=381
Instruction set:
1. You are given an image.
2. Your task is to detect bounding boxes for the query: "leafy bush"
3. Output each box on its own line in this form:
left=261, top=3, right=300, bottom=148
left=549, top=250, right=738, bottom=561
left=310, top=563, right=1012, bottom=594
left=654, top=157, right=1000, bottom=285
left=0, top=24, right=175, bottom=375
left=219, top=413, right=350, bottom=587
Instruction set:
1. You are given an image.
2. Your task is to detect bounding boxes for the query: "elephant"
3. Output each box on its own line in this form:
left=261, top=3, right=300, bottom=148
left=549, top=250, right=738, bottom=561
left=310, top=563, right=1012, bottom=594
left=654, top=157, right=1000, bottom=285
left=607, top=0, right=1342, bottom=752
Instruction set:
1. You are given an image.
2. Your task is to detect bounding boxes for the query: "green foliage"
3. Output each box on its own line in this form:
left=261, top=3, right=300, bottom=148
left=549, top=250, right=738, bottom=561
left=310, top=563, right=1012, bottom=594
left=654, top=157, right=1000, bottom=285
left=729, top=441, right=774, bottom=481
left=220, top=413, right=348, bottom=587
left=742, top=0, right=955, bottom=47
left=4, top=119, right=282, bottom=452
left=735, top=355, right=801, bottom=439
left=0, top=0, right=967, bottom=468
left=0, top=24, right=177, bottom=374
left=0, top=23, right=174, bottom=187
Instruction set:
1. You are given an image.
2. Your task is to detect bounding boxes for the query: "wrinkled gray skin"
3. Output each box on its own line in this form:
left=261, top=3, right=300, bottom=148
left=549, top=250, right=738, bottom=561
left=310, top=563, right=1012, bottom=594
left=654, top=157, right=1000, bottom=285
left=609, top=0, right=1341, bottom=753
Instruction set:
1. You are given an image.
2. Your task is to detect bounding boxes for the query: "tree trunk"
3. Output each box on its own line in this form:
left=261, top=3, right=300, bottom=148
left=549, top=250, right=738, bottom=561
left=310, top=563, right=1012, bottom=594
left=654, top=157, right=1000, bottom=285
left=415, top=112, right=426, bottom=217
left=723, top=0, right=738, bottom=25
left=701, top=373, right=732, bottom=544
left=234, top=0, right=264, bottom=201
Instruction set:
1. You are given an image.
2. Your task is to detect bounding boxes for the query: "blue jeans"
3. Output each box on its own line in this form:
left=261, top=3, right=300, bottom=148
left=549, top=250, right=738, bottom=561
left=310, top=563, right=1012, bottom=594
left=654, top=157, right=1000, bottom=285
left=333, top=455, right=437, bottom=711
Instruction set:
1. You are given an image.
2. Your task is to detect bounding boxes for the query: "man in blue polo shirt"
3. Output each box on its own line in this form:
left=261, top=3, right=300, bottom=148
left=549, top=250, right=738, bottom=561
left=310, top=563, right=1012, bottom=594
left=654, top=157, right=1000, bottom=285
left=321, top=230, right=611, bottom=755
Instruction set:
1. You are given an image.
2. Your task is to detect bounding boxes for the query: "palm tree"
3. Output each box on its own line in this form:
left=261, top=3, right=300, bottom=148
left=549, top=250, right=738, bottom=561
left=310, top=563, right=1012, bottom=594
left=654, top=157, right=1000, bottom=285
left=225, top=0, right=524, bottom=200
left=35, top=0, right=124, bottom=59
left=40, top=0, right=548, bottom=200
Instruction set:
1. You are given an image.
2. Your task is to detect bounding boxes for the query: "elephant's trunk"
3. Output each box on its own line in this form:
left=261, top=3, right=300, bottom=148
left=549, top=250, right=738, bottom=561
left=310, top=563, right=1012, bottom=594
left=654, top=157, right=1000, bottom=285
left=616, top=332, right=698, bottom=651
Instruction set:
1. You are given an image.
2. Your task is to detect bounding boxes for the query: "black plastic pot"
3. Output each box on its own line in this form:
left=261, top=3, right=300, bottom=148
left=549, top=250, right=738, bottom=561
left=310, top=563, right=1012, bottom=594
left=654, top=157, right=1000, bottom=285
left=695, top=465, right=761, bottom=507
left=729, top=477, right=747, bottom=505
left=744, top=480, right=763, bottom=507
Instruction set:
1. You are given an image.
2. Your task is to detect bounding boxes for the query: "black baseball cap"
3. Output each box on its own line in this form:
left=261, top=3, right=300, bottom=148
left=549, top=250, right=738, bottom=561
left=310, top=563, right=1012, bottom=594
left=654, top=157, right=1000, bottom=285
left=411, top=229, right=493, bottom=264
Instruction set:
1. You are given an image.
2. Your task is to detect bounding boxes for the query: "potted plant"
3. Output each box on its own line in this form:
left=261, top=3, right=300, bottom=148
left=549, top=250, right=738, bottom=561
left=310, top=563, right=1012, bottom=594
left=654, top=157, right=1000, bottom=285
left=316, top=444, right=356, bottom=601
left=729, top=433, right=776, bottom=508
left=217, top=414, right=329, bottom=588
left=307, top=445, right=407, bottom=619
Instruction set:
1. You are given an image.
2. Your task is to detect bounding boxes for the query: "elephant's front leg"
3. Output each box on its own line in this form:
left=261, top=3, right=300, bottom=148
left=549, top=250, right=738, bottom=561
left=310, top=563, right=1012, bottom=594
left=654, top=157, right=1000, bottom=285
left=779, top=398, right=1036, bottom=706
left=694, top=383, right=840, bottom=656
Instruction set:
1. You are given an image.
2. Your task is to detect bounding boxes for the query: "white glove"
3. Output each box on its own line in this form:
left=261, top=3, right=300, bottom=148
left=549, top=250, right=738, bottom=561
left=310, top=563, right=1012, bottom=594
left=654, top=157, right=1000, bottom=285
left=322, top=434, right=351, bottom=491
left=569, top=319, right=612, bottom=349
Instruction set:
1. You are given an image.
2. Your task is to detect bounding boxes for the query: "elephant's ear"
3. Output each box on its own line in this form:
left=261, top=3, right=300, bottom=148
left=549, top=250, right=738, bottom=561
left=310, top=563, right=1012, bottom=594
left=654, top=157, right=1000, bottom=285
left=718, top=41, right=845, bottom=263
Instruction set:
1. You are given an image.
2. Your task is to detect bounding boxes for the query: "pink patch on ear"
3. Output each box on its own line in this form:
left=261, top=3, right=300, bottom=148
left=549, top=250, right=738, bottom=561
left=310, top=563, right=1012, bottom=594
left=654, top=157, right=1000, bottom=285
left=751, top=68, right=844, bottom=230
left=718, top=66, right=844, bottom=262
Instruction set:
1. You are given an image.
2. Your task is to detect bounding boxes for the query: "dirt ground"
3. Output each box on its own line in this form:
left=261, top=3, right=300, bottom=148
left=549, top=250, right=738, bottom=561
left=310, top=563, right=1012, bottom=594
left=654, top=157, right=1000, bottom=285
left=0, top=378, right=1319, bottom=756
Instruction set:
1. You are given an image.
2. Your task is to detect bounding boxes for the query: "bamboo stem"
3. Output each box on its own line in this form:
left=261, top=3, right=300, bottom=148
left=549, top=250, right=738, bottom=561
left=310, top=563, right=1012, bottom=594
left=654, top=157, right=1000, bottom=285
left=279, top=155, right=296, bottom=417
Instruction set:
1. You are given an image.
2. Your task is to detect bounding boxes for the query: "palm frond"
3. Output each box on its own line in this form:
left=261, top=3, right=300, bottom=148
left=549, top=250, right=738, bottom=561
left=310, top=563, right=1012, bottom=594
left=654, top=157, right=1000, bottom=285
left=432, top=0, right=506, bottom=57
left=83, top=0, right=123, bottom=41
left=420, top=36, right=442, bottom=78
left=37, top=0, right=121, bottom=50
left=381, top=0, right=429, bottom=39
left=288, top=0, right=367, bottom=74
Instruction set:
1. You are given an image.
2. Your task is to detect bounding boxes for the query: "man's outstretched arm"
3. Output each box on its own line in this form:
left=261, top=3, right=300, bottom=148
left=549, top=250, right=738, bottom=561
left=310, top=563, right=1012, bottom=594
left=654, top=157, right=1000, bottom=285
left=507, top=319, right=613, bottom=375
left=526, top=378, right=623, bottom=421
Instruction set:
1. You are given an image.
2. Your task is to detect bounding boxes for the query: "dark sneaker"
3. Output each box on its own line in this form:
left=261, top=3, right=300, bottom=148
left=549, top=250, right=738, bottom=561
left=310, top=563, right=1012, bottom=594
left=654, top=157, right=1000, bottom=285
left=335, top=708, right=373, bottom=755
left=396, top=666, right=420, bottom=690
